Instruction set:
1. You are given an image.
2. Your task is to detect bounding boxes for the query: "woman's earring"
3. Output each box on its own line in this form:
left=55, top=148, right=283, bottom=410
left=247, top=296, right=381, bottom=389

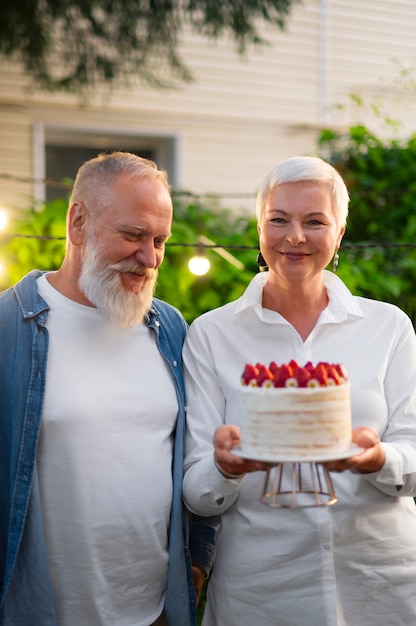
left=333, top=251, right=339, bottom=272
left=257, top=251, right=268, bottom=272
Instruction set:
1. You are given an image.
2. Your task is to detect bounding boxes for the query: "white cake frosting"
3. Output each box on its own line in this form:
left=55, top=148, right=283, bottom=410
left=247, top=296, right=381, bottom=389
left=239, top=363, right=352, bottom=460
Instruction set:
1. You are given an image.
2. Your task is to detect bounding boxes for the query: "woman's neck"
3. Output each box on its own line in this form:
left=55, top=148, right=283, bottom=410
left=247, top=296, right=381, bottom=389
left=262, top=275, right=329, bottom=341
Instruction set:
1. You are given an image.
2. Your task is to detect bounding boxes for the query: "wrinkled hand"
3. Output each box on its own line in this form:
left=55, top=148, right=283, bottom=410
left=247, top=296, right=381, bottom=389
left=324, top=426, right=386, bottom=474
left=191, top=564, right=205, bottom=606
left=214, top=425, right=269, bottom=477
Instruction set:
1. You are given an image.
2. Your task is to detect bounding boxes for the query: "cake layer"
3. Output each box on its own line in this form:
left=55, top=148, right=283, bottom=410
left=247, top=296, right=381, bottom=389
left=240, top=382, right=351, bottom=458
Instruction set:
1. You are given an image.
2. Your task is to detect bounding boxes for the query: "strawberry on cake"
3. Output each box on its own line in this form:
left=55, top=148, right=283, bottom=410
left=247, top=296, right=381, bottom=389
left=239, top=360, right=352, bottom=460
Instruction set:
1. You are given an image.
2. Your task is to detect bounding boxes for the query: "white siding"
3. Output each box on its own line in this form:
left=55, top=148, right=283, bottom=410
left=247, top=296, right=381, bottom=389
left=326, top=0, right=416, bottom=132
left=0, top=0, right=415, bottom=213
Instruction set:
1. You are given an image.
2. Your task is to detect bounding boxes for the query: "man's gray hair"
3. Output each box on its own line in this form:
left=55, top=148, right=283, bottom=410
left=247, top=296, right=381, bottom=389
left=69, top=151, right=170, bottom=211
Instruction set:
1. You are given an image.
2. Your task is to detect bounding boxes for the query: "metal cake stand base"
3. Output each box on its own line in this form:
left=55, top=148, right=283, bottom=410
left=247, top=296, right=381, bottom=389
left=260, top=462, right=337, bottom=508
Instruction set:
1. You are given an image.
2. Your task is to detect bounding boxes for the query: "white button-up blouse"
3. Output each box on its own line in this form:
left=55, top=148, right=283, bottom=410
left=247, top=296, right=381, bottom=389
left=183, top=271, right=416, bottom=626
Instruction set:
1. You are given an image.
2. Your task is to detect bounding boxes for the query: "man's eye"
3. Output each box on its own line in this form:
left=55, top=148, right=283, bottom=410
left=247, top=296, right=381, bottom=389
left=155, top=239, right=167, bottom=248
left=271, top=217, right=286, bottom=224
left=123, top=232, right=141, bottom=241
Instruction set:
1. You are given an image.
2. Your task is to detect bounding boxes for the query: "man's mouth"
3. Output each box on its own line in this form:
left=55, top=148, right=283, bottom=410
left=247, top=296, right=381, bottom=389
left=124, top=270, right=147, bottom=277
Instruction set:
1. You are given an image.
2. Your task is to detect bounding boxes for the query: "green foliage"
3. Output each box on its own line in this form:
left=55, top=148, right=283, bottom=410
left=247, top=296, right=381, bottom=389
left=0, top=199, right=67, bottom=290
left=0, top=0, right=298, bottom=93
left=319, top=125, right=416, bottom=325
left=157, top=199, right=259, bottom=322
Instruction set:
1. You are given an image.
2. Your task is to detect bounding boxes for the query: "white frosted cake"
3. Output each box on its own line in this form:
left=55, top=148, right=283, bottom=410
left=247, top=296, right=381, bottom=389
left=239, top=360, right=352, bottom=459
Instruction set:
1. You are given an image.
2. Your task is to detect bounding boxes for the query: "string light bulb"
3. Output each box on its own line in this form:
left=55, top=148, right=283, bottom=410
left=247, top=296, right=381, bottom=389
left=188, top=252, right=210, bottom=276
left=0, top=209, right=7, bottom=231
left=187, top=235, right=246, bottom=275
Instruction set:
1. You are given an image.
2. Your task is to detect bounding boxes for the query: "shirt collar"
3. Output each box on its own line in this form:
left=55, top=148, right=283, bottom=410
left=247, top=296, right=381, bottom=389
left=235, top=270, right=364, bottom=323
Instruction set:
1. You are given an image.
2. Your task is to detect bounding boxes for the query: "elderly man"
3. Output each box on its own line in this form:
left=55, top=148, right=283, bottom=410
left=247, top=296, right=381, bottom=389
left=0, top=152, right=216, bottom=626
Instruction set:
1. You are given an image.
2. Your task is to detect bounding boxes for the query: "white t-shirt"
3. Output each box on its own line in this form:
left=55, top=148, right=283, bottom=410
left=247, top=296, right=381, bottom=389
left=36, top=274, right=178, bottom=626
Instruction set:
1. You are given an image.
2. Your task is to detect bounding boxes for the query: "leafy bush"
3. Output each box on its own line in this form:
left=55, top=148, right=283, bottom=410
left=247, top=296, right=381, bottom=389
left=320, top=125, right=416, bottom=325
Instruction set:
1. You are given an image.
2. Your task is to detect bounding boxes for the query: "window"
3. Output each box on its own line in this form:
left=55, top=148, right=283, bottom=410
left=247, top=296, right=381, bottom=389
left=33, top=123, right=178, bottom=203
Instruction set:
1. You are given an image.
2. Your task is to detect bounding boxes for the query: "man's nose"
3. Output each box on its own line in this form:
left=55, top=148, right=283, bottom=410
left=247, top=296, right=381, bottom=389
left=134, top=242, right=159, bottom=269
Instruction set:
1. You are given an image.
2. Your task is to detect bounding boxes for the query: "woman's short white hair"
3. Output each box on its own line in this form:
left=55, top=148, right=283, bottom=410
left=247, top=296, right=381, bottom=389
left=256, top=156, right=349, bottom=227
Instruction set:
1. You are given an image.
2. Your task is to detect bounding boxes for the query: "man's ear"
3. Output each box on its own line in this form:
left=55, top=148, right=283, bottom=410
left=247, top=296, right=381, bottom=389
left=67, top=202, right=87, bottom=246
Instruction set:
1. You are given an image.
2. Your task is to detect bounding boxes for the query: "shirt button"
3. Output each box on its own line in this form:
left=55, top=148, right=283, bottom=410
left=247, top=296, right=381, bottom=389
left=173, top=360, right=177, bottom=367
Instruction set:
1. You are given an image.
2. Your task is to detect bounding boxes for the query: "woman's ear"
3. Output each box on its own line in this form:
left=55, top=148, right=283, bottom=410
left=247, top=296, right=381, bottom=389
left=67, top=201, right=87, bottom=246
left=336, top=225, right=346, bottom=248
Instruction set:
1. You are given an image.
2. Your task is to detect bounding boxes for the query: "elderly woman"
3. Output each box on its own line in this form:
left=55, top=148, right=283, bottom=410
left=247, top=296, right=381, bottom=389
left=183, top=156, right=416, bottom=625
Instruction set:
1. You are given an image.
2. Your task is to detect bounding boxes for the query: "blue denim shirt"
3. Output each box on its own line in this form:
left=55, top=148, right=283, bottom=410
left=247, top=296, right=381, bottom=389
left=0, top=270, right=216, bottom=626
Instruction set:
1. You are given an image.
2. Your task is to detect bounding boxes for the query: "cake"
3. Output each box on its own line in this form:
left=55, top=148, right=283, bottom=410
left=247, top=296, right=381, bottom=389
left=239, top=360, right=352, bottom=459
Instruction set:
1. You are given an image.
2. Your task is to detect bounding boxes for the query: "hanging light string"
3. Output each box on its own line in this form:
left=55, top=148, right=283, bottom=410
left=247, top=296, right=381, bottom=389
left=0, top=172, right=256, bottom=199
left=2, top=173, right=416, bottom=252
left=3, top=171, right=416, bottom=199
left=0, top=232, right=415, bottom=252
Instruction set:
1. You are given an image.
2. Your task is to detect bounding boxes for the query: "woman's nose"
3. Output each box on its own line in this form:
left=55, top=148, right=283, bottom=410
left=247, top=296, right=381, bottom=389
left=286, top=223, right=306, bottom=245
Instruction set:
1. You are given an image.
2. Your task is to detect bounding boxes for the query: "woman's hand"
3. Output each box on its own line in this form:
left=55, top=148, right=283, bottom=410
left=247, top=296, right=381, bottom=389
left=324, top=426, right=386, bottom=474
left=214, top=425, right=269, bottom=478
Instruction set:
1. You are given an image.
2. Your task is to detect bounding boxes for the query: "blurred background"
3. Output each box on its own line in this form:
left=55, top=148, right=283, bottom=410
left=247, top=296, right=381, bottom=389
left=0, top=0, right=416, bottom=323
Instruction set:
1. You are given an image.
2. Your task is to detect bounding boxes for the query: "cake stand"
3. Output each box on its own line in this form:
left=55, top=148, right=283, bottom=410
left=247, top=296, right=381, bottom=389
left=260, top=461, right=336, bottom=508
left=233, top=445, right=362, bottom=509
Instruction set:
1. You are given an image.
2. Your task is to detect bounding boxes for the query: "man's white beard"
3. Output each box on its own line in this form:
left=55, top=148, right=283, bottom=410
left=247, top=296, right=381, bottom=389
left=79, top=245, right=157, bottom=328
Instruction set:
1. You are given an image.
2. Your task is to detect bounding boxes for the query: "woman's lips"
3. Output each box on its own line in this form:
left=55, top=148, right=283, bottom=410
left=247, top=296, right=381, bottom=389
left=281, top=252, right=310, bottom=260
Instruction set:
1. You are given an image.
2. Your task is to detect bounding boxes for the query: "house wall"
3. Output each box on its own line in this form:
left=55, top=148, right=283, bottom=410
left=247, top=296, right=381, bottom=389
left=0, top=0, right=415, bottom=215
